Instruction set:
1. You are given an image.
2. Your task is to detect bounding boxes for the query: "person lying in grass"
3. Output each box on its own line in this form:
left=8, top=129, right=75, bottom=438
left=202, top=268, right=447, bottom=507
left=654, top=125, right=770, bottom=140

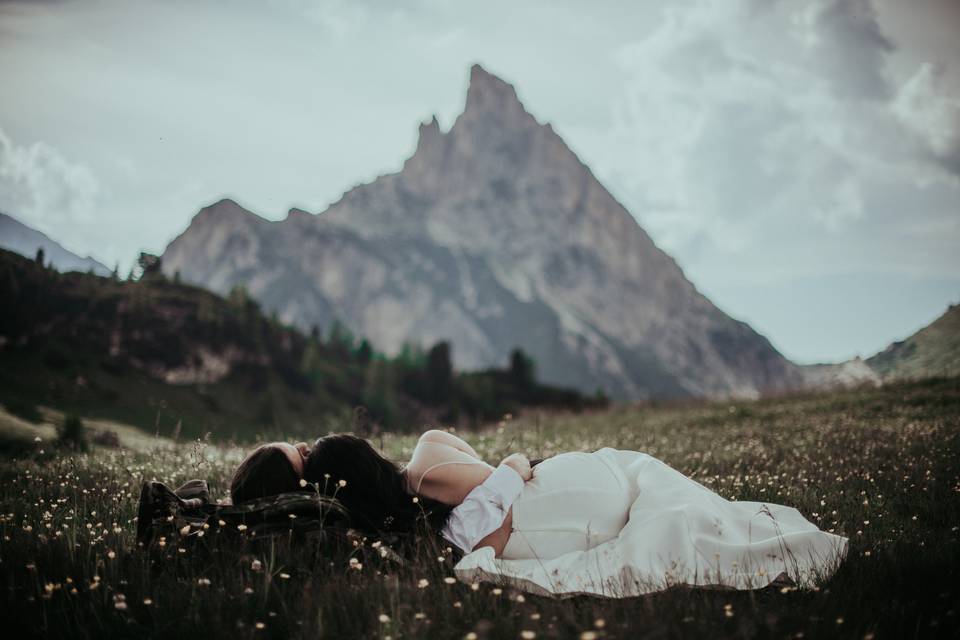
left=229, top=431, right=847, bottom=597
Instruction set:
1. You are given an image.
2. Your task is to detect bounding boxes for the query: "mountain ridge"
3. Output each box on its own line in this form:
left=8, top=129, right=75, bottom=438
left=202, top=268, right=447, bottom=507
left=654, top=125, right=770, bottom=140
left=867, top=303, right=960, bottom=381
left=0, top=212, right=110, bottom=276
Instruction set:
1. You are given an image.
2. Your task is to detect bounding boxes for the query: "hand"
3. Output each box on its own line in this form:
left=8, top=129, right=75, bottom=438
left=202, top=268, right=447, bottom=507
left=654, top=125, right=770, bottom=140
left=500, top=453, right=532, bottom=481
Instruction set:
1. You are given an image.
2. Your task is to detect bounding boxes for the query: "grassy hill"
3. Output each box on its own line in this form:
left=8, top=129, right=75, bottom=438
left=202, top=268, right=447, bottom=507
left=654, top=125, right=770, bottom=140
left=0, top=249, right=603, bottom=442
left=868, top=303, right=960, bottom=381
left=0, top=377, right=957, bottom=638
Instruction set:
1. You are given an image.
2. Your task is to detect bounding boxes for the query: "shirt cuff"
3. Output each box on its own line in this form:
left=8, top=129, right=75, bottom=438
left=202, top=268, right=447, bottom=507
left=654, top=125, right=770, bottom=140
left=481, top=463, right=525, bottom=507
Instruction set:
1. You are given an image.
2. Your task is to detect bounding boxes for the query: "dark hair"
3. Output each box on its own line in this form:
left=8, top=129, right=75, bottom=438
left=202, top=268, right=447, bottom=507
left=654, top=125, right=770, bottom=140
left=303, top=434, right=453, bottom=535
left=230, top=444, right=302, bottom=504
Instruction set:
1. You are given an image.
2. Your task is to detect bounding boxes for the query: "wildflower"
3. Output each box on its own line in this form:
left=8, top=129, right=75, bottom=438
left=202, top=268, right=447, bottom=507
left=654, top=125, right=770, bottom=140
left=338, top=479, right=347, bottom=488
left=244, top=587, right=254, bottom=594
left=412, top=497, right=419, bottom=504
left=143, top=598, right=153, bottom=605
left=418, top=578, right=429, bottom=588
left=107, top=550, right=116, bottom=559
left=198, top=578, right=211, bottom=586
left=237, top=524, right=248, bottom=532
left=254, top=622, right=265, bottom=630
left=251, top=559, right=262, bottom=571
left=414, top=612, right=427, bottom=620
left=594, top=619, right=606, bottom=629
left=279, top=572, right=290, bottom=580
left=379, top=614, right=390, bottom=623
left=521, top=631, right=536, bottom=639
left=299, top=479, right=308, bottom=488
left=580, top=633, right=598, bottom=640
left=444, top=577, right=456, bottom=584
left=492, top=588, right=502, bottom=595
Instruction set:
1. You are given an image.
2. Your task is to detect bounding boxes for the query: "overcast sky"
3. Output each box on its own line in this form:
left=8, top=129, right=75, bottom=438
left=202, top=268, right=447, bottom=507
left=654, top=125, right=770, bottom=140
left=1, top=0, right=958, bottom=364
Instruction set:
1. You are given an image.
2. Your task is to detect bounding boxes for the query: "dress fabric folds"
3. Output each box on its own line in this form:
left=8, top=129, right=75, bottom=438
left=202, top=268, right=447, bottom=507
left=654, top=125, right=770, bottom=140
left=453, top=448, right=848, bottom=598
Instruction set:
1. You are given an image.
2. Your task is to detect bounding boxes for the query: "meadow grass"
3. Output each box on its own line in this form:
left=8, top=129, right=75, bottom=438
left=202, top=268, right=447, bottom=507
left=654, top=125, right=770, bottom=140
left=1, top=378, right=958, bottom=639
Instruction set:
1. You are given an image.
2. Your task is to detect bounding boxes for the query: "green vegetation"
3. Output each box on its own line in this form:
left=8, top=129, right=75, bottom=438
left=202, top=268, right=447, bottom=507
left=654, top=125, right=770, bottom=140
left=868, top=303, right=960, bottom=381
left=0, top=249, right=603, bottom=442
left=1, top=378, right=957, bottom=639
left=57, top=414, right=88, bottom=452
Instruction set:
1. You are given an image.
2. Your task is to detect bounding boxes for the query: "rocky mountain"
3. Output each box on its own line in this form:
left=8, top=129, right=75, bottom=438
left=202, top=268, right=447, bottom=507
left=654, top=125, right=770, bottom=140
left=0, top=212, right=110, bottom=276
left=867, top=303, right=960, bottom=381
left=163, top=64, right=805, bottom=400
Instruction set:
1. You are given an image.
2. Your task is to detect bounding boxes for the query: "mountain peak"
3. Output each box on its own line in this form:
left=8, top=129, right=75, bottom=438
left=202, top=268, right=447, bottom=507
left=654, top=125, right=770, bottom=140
left=464, top=64, right=530, bottom=121
left=286, top=207, right=314, bottom=221
left=193, top=198, right=266, bottom=228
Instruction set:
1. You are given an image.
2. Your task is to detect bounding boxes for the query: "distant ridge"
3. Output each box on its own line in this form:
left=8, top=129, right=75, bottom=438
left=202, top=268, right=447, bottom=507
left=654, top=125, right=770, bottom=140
left=0, top=211, right=110, bottom=276
left=867, top=303, right=960, bottom=381
left=163, top=64, right=805, bottom=400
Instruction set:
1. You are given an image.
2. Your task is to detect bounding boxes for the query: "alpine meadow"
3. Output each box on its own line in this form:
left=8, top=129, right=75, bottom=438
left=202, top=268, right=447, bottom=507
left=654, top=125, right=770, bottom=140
left=2, top=1, right=960, bottom=639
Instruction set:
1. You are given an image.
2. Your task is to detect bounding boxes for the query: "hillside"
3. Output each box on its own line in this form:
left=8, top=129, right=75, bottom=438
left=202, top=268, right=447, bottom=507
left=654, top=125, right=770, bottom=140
left=0, top=249, right=600, bottom=441
left=0, top=211, right=110, bottom=276
left=867, top=303, right=960, bottom=381
left=162, top=64, right=803, bottom=401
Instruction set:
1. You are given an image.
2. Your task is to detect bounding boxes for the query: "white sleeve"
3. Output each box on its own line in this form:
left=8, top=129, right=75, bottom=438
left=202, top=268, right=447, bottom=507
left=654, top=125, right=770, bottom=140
left=441, top=464, right=525, bottom=554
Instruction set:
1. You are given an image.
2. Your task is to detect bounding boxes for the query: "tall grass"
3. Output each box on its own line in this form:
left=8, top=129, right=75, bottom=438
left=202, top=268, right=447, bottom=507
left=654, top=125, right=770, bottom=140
left=1, top=378, right=958, bottom=639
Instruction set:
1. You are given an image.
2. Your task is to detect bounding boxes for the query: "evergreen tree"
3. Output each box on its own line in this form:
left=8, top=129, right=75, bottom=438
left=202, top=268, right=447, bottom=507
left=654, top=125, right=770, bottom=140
left=356, top=339, right=373, bottom=365
left=34, top=247, right=45, bottom=266
left=425, top=341, right=453, bottom=404
left=509, top=347, right=536, bottom=391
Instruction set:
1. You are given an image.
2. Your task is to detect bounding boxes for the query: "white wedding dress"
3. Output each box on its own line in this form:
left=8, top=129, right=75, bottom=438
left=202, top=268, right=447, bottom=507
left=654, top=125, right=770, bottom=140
left=453, top=448, right=848, bottom=598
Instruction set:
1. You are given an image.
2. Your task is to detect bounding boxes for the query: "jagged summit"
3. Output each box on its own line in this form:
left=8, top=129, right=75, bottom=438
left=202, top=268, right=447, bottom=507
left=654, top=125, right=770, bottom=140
left=163, top=64, right=803, bottom=400
left=459, top=64, right=539, bottom=134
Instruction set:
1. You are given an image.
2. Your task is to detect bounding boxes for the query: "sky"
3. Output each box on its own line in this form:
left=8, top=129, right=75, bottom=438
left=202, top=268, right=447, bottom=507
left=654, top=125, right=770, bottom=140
left=0, top=0, right=958, bottom=364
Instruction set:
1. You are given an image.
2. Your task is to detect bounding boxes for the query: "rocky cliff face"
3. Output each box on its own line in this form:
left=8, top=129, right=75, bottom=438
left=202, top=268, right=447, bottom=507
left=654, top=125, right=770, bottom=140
left=162, top=65, right=804, bottom=399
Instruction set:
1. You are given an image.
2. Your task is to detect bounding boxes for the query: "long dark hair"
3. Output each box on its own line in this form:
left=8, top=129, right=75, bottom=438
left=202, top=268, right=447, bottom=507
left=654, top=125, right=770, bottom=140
left=230, top=444, right=302, bottom=504
left=303, top=434, right=454, bottom=536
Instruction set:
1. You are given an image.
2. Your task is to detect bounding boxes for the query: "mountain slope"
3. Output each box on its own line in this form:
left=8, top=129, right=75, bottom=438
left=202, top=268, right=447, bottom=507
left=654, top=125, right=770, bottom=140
left=0, top=212, right=110, bottom=276
left=163, top=64, right=804, bottom=400
left=0, top=248, right=598, bottom=439
left=867, top=303, right=960, bottom=381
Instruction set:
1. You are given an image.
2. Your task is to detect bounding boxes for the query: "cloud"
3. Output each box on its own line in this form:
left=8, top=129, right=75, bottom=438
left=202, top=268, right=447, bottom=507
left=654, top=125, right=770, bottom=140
left=893, top=61, right=960, bottom=177
left=809, top=0, right=896, bottom=100
left=602, top=0, right=957, bottom=279
left=0, top=126, right=101, bottom=231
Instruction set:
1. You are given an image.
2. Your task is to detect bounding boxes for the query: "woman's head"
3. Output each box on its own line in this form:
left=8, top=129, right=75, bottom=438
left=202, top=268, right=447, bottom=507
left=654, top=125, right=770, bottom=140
left=303, top=434, right=451, bottom=534
left=229, top=441, right=310, bottom=504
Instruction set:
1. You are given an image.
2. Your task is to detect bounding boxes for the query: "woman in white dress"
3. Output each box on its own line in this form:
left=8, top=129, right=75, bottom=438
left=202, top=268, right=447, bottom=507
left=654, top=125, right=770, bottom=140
left=230, top=431, right=848, bottom=598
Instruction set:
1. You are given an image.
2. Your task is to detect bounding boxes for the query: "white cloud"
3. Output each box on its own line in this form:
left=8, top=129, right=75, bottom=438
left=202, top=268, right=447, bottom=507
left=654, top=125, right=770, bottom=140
left=0, top=126, right=102, bottom=233
left=601, top=0, right=957, bottom=276
left=893, top=61, right=960, bottom=175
